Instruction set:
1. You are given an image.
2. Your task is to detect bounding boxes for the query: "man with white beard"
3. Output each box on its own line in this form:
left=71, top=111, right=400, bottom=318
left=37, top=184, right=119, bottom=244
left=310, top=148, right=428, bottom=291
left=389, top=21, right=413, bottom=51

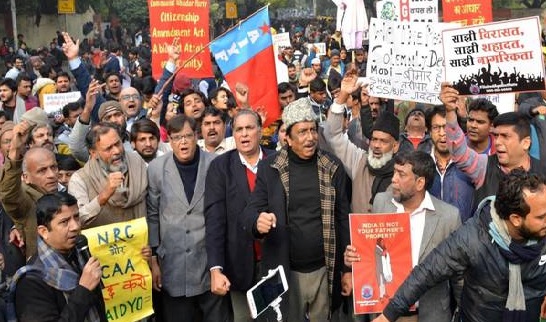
left=324, top=69, right=400, bottom=213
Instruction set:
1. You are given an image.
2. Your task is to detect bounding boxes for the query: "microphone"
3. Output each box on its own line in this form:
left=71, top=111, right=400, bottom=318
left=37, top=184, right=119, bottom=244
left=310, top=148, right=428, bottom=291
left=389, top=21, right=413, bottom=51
left=75, top=234, right=104, bottom=289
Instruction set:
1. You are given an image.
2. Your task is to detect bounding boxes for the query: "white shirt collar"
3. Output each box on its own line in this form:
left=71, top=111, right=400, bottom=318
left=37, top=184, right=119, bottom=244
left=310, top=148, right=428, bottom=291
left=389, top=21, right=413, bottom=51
left=239, top=149, right=264, bottom=174
left=391, top=191, right=435, bottom=215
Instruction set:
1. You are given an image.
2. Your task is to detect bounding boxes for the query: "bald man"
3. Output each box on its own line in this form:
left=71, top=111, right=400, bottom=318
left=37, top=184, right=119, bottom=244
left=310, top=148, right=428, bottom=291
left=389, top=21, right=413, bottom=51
left=119, top=87, right=147, bottom=132
left=0, top=121, right=61, bottom=257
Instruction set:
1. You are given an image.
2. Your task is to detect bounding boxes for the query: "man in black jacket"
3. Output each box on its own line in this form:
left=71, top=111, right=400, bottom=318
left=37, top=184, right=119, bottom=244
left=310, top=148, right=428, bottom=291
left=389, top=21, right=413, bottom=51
left=14, top=191, right=106, bottom=321
left=366, top=169, right=546, bottom=322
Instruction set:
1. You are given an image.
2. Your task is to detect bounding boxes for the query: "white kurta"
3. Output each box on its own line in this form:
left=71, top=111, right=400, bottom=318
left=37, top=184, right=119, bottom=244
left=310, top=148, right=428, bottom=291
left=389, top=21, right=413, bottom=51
left=332, top=0, right=369, bottom=49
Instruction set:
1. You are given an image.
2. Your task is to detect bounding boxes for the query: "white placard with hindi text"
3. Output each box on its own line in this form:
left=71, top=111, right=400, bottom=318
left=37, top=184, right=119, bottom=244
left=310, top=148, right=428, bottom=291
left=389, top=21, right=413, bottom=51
left=443, top=16, right=545, bottom=95
left=43, top=92, right=82, bottom=115
left=366, top=18, right=458, bottom=104
left=376, top=0, right=438, bottom=23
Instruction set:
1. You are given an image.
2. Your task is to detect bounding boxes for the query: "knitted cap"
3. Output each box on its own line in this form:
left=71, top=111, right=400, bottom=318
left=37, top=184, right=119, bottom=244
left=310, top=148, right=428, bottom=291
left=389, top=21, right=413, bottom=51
left=0, top=121, right=14, bottom=140
left=98, top=101, right=124, bottom=121
left=372, top=112, right=400, bottom=141
left=21, top=107, right=49, bottom=127
left=282, top=98, right=318, bottom=129
left=311, top=57, right=321, bottom=65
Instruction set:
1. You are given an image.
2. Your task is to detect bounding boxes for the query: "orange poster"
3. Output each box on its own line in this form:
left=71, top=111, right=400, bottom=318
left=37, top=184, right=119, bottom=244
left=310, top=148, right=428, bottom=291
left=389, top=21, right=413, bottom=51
left=349, top=213, right=413, bottom=314
left=442, top=0, right=492, bottom=26
left=148, top=0, right=213, bottom=80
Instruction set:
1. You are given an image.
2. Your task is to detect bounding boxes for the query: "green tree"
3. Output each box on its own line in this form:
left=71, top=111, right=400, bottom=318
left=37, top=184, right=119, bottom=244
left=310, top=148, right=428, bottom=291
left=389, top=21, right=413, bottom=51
left=520, top=0, right=546, bottom=8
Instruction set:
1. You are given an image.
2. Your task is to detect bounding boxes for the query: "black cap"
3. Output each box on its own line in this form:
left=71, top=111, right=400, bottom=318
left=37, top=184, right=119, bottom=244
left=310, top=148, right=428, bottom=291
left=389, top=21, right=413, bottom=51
left=372, top=112, right=400, bottom=141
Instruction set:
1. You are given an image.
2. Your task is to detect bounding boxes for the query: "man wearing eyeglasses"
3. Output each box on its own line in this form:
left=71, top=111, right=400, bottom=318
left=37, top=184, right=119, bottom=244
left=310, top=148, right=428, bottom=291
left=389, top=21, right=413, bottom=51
left=425, top=105, right=475, bottom=222
left=147, top=115, right=230, bottom=322
left=119, top=87, right=147, bottom=132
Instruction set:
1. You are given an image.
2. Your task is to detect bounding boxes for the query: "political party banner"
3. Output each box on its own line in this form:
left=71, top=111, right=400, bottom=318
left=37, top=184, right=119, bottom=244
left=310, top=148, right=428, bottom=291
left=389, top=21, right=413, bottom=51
left=443, top=17, right=545, bottom=95
left=376, top=0, right=438, bottom=22
left=350, top=213, right=413, bottom=314
left=82, top=218, right=153, bottom=322
left=210, top=7, right=280, bottom=127
left=148, top=0, right=213, bottom=80
left=43, top=92, right=81, bottom=115
left=471, top=93, right=515, bottom=114
left=272, top=32, right=292, bottom=83
left=442, top=0, right=492, bottom=26
left=366, top=18, right=458, bottom=104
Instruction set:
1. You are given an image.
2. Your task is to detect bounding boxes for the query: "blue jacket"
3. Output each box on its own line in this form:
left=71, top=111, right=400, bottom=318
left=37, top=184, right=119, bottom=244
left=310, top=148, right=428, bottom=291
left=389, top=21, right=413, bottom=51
left=429, top=159, right=475, bottom=222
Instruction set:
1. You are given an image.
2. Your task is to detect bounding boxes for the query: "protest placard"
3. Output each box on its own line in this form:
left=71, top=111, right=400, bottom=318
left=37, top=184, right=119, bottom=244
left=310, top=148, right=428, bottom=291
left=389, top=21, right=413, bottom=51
left=376, top=0, right=438, bottom=22
left=148, top=0, right=213, bottom=80
left=471, top=93, right=515, bottom=114
left=43, top=92, right=82, bottom=115
left=366, top=18, right=457, bottom=104
left=350, top=213, right=412, bottom=314
left=306, top=43, right=327, bottom=56
left=442, top=0, right=492, bottom=26
left=443, top=16, right=545, bottom=95
left=82, top=217, right=153, bottom=322
left=272, top=32, right=292, bottom=83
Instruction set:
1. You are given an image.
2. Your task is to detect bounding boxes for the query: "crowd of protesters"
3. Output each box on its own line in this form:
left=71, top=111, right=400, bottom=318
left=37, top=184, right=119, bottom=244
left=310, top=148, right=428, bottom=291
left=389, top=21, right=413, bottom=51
left=0, top=7, right=545, bottom=322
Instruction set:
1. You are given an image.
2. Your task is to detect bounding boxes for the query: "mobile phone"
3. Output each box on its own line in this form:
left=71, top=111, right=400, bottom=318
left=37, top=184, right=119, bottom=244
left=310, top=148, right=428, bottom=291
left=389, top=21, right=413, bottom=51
left=246, top=265, right=289, bottom=319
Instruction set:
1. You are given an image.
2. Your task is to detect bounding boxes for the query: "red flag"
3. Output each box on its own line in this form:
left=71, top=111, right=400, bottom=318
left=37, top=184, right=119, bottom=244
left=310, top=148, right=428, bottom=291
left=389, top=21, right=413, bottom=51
left=209, top=7, right=280, bottom=127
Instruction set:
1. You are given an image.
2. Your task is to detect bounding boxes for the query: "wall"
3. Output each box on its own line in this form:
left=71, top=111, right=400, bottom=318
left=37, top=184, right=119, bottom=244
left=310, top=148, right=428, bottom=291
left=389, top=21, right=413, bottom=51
left=1, top=7, right=95, bottom=50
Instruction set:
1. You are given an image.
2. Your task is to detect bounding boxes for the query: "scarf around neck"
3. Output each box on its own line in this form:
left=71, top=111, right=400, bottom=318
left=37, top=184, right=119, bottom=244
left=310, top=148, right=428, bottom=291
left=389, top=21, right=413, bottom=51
left=484, top=196, right=545, bottom=322
left=86, top=151, right=147, bottom=209
left=368, top=157, right=395, bottom=204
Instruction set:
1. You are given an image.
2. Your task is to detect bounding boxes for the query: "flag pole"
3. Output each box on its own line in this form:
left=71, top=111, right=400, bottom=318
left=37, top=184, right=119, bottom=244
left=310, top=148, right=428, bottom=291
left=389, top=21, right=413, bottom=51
left=157, top=4, right=271, bottom=96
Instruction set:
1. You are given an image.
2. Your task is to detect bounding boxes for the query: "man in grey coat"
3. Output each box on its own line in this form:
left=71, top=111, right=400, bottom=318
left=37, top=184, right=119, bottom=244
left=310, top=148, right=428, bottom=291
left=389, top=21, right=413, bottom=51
left=147, top=114, right=229, bottom=322
left=345, top=150, right=462, bottom=322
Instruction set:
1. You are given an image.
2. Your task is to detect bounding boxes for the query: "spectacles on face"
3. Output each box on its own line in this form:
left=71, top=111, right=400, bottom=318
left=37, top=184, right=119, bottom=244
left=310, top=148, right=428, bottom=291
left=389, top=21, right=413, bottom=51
left=409, top=110, right=425, bottom=117
left=170, top=132, right=195, bottom=142
left=120, top=94, right=140, bottom=101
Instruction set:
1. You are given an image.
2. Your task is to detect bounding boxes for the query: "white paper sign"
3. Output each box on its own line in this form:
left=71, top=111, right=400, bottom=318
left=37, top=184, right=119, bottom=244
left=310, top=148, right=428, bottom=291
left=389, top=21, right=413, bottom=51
left=306, top=43, right=327, bottom=56
left=366, top=18, right=458, bottom=104
left=443, top=16, right=545, bottom=95
left=471, top=93, right=516, bottom=114
left=43, top=92, right=82, bottom=114
left=376, top=0, right=438, bottom=23
left=272, top=32, right=292, bottom=84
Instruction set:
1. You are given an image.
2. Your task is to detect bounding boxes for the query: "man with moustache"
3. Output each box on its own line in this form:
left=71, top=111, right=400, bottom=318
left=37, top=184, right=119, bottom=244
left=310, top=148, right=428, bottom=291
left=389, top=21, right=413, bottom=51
left=197, top=106, right=235, bottom=154
left=119, top=87, right=147, bottom=132
left=0, top=120, right=61, bottom=257
left=242, top=98, right=351, bottom=320
left=440, top=84, right=546, bottom=212
left=54, top=72, right=72, bottom=93
left=324, top=69, right=400, bottom=213
left=69, top=92, right=134, bottom=162
left=130, top=118, right=169, bottom=164
left=369, top=170, right=546, bottom=322
left=104, top=72, right=122, bottom=101
left=205, top=109, right=273, bottom=321
left=68, top=122, right=148, bottom=228
left=465, top=98, right=498, bottom=155
left=426, top=105, right=475, bottom=222
left=147, top=115, right=230, bottom=321
left=13, top=192, right=106, bottom=322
